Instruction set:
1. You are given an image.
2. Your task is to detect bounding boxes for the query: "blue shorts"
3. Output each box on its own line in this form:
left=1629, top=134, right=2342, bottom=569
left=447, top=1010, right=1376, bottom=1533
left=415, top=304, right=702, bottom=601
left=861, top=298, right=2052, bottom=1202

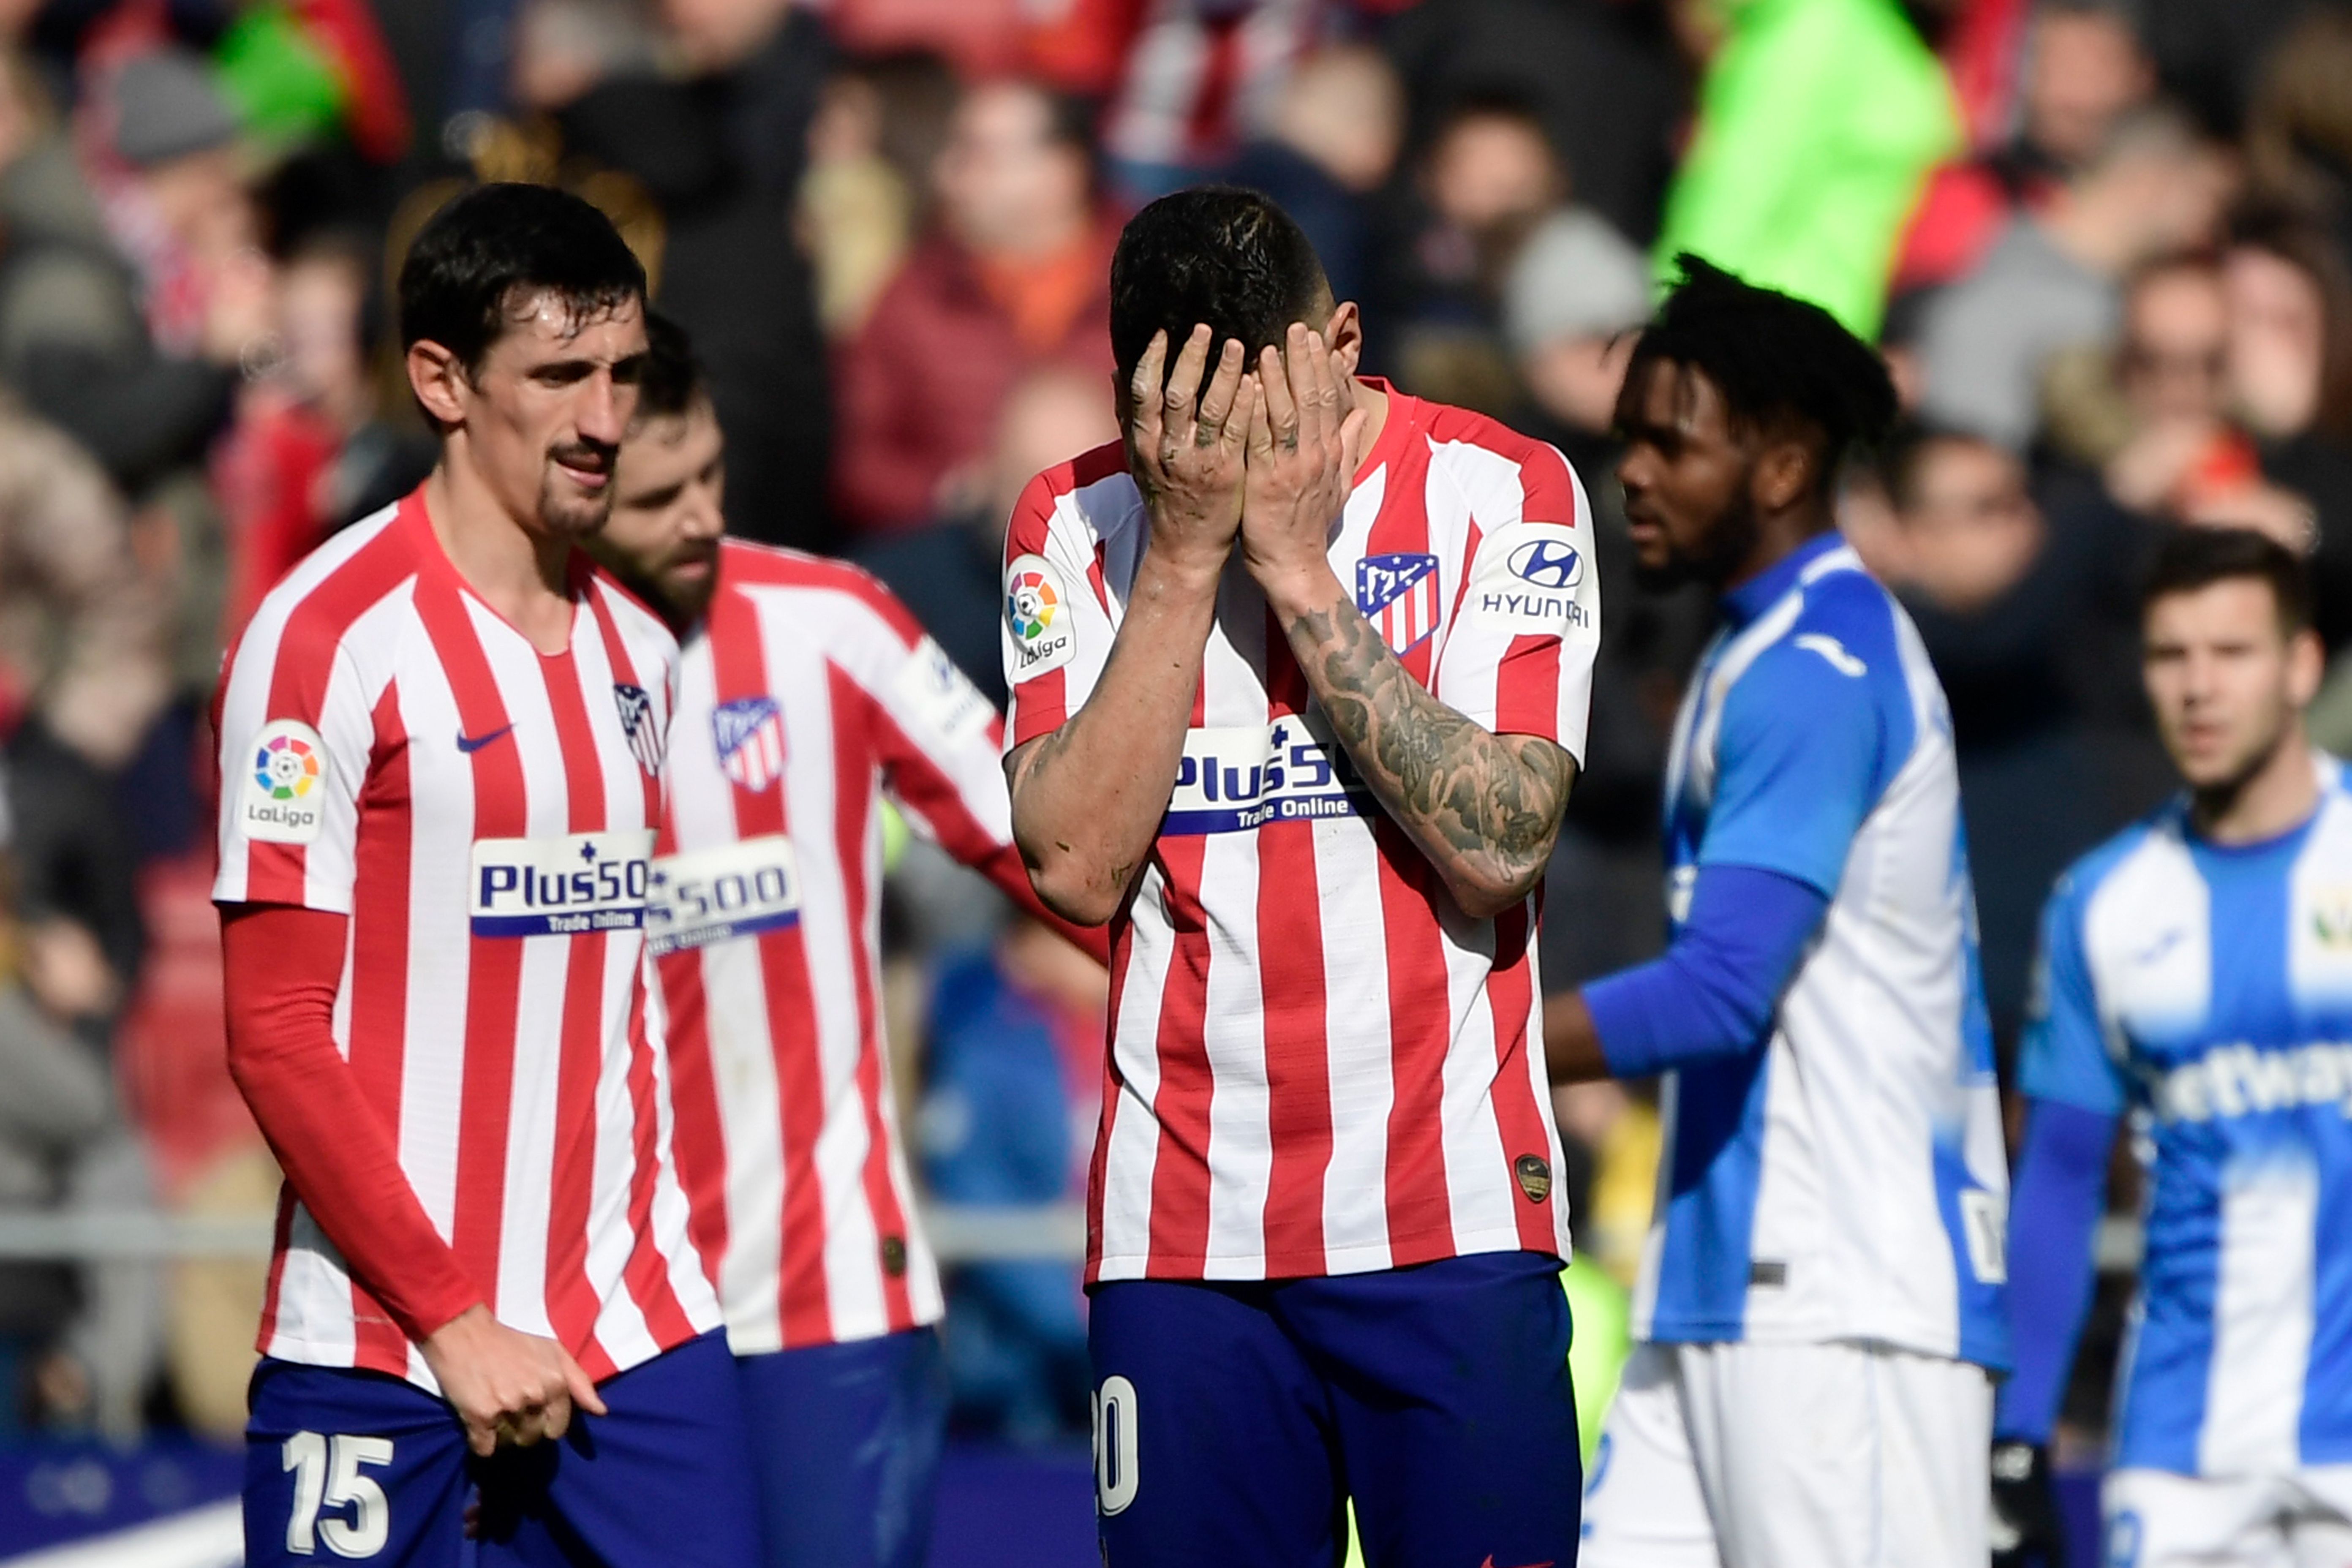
left=243, top=1330, right=759, bottom=1568
left=736, top=1327, right=949, bottom=1568
left=1089, top=1250, right=1581, bottom=1568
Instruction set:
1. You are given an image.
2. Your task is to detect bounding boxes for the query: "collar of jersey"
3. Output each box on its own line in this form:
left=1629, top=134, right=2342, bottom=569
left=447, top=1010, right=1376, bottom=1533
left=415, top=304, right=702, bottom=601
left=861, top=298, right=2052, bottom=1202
left=1719, top=529, right=1847, bottom=629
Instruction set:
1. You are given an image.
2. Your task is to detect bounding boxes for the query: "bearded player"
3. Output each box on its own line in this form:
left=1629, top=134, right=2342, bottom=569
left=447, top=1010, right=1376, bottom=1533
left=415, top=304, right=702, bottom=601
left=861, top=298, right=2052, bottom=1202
left=218, top=185, right=756, bottom=1565
left=1002, top=187, right=1595, bottom=1567
left=585, top=315, right=1108, bottom=1568
left=1547, top=258, right=2010, bottom=1568
left=1993, top=526, right=2352, bottom=1568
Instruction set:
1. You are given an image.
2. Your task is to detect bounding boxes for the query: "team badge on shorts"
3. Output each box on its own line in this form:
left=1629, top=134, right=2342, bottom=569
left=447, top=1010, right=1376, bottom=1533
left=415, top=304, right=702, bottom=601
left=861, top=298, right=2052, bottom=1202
left=613, top=683, right=662, bottom=777
left=1356, top=553, right=1441, bottom=653
left=713, top=696, right=787, bottom=793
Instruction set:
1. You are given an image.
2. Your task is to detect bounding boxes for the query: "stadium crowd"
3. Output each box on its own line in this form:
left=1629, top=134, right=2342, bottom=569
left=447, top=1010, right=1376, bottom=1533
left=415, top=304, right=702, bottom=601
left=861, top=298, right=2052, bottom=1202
left=0, top=0, right=2338, bottom=1493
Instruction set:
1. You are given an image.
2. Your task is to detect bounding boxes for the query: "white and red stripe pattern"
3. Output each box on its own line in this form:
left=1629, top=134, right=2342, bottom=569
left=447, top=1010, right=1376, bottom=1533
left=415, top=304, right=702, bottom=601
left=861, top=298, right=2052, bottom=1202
left=656, top=542, right=1010, bottom=1353
left=213, top=489, right=720, bottom=1389
left=1004, top=385, right=1599, bottom=1284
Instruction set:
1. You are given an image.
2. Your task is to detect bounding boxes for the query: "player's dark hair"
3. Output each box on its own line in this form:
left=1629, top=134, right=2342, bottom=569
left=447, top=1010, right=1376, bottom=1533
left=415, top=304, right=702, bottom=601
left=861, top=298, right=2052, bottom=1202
left=397, top=182, right=646, bottom=376
left=1621, top=254, right=1899, bottom=498
left=634, top=311, right=705, bottom=424
left=1109, top=187, right=1332, bottom=404
left=2141, top=524, right=2314, bottom=635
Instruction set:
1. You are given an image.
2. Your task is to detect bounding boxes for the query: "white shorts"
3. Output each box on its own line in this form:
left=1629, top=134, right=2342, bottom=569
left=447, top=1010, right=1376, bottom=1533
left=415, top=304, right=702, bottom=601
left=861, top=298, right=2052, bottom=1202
left=1578, top=1339, right=1993, bottom=1568
left=2105, top=1467, right=2352, bottom=1568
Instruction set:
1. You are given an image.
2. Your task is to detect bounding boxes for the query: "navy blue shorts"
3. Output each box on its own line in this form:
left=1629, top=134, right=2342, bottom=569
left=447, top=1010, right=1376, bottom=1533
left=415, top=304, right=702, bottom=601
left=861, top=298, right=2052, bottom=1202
left=736, top=1327, right=949, bottom=1568
left=1088, top=1250, right=1581, bottom=1568
left=243, top=1330, right=759, bottom=1568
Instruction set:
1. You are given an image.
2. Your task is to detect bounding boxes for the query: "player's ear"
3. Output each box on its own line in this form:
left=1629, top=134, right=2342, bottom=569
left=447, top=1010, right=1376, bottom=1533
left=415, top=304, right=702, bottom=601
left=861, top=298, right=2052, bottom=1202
left=407, top=340, right=469, bottom=427
left=1324, top=301, right=1365, bottom=376
left=2290, top=624, right=2326, bottom=708
left=1753, top=439, right=1813, bottom=514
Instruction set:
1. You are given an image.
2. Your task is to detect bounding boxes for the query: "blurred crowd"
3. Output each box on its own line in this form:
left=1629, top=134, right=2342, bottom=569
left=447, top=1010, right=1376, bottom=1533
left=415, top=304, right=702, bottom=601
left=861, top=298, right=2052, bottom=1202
left=0, top=0, right=2342, bottom=1461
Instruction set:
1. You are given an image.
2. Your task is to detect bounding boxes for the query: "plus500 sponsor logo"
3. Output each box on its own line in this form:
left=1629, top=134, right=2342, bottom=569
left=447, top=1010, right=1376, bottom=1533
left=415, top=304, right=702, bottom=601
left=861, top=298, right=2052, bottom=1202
left=645, top=835, right=801, bottom=956
left=2151, top=1040, right=2352, bottom=1123
left=1163, top=722, right=1365, bottom=834
left=470, top=831, right=656, bottom=937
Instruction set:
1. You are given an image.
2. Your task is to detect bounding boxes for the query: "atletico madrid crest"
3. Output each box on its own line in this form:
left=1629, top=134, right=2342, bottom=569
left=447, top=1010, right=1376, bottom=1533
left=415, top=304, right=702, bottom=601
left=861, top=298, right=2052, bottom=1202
left=712, top=695, right=787, bottom=793
left=612, top=683, right=662, bottom=777
left=1355, top=552, right=1441, bottom=654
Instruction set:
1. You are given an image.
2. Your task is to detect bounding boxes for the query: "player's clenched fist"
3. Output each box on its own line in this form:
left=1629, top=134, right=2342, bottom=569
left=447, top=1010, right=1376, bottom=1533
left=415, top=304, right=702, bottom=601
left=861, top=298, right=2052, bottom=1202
left=1126, top=324, right=1258, bottom=572
left=1239, top=323, right=1369, bottom=609
left=421, top=1305, right=609, bottom=1456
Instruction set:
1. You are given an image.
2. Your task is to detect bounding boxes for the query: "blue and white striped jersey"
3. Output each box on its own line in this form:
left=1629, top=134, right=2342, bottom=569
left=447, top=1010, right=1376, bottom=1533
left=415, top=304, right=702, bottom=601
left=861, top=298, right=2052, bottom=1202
left=2023, top=754, right=2352, bottom=1474
left=1633, top=533, right=2011, bottom=1369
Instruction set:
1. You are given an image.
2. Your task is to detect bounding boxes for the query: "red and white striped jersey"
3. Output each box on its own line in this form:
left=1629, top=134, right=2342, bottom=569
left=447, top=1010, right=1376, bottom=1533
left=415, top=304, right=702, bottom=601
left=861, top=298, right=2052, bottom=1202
left=1004, top=385, right=1597, bottom=1283
left=213, top=489, right=721, bottom=1388
left=654, top=541, right=1013, bottom=1352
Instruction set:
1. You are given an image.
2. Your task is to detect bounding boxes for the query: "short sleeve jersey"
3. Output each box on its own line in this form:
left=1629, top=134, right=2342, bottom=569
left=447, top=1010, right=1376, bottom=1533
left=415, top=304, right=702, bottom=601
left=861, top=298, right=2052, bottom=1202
left=213, top=490, right=721, bottom=1388
left=2020, top=758, right=2352, bottom=1474
left=1002, top=385, right=1598, bottom=1283
left=654, top=541, right=1015, bottom=1354
left=1639, top=534, right=2010, bottom=1369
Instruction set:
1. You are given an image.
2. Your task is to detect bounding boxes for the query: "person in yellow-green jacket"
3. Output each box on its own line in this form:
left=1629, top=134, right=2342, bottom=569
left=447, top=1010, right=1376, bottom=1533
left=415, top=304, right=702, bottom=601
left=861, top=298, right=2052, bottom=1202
left=1652, top=0, right=1962, bottom=340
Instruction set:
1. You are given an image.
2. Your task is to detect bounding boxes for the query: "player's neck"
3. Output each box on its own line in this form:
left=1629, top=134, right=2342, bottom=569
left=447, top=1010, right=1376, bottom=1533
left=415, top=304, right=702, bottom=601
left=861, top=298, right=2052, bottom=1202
left=422, top=461, right=579, bottom=656
left=2191, top=727, right=2320, bottom=846
left=1348, top=376, right=1389, bottom=476
left=1721, top=507, right=1835, bottom=596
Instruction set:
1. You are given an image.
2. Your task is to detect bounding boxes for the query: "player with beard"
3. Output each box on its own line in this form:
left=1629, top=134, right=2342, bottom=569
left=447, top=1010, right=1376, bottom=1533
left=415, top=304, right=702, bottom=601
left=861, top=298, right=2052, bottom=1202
left=586, top=316, right=1107, bottom=1568
left=1548, top=256, right=2010, bottom=1568
left=1991, top=527, right=2352, bottom=1568
left=218, top=185, right=756, bottom=1567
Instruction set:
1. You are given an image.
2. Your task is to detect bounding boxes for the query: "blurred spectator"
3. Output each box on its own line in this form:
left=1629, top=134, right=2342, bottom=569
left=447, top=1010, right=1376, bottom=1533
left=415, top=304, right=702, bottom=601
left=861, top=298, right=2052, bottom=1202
left=2142, top=0, right=2319, bottom=141
left=833, top=78, right=1115, bottom=536
left=1895, top=0, right=2156, bottom=292
left=1652, top=0, right=1961, bottom=338
left=1504, top=206, right=1649, bottom=445
left=1098, top=0, right=1324, bottom=200
left=1873, top=427, right=2142, bottom=1047
left=1379, top=0, right=1685, bottom=249
left=2246, top=8, right=2352, bottom=262
left=528, top=0, right=836, bottom=551
left=919, top=917, right=1105, bottom=1443
left=662, top=0, right=834, bottom=204
left=800, top=49, right=959, bottom=336
left=1388, top=90, right=1563, bottom=414
left=0, top=397, right=171, bottom=775
left=859, top=364, right=1118, bottom=712
left=1916, top=104, right=2230, bottom=451
left=1222, top=42, right=1404, bottom=312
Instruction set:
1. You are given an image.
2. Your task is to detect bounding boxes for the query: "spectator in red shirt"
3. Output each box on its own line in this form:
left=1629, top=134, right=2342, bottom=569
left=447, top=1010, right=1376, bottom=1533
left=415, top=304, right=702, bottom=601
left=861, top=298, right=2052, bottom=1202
left=831, top=77, right=1116, bottom=535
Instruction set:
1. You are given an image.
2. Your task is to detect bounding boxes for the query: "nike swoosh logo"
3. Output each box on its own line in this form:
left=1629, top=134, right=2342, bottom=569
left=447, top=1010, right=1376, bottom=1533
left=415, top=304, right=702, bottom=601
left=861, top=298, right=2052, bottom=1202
left=2132, top=929, right=2186, bottom=966
left=456, top=725, right=514, bottom=754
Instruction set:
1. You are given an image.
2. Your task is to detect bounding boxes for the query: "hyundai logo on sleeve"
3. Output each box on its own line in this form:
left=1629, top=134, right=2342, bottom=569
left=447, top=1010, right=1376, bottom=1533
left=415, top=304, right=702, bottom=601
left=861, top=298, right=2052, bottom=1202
left=1506, top=538, right=1584, bottom=590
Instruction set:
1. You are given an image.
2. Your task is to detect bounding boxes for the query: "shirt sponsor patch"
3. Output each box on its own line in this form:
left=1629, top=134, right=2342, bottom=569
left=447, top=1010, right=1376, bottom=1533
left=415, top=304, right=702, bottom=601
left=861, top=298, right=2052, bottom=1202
left=893, top=636, right=994, bottom=746
left=1355, top=553, right=1441, bottom=654
left=1005, top=553, right=1075, bottom=680
left=1465, top=522, right=1592, bottom=635
left=713, top=696, right=787, bottom=793
left=470, top=830, right=656, bottom=937
left=646, top=834, right=800, bottom=955
left=242, top=719, right=330, bottom=845
left=1163, top=720, right=1369, bottom=835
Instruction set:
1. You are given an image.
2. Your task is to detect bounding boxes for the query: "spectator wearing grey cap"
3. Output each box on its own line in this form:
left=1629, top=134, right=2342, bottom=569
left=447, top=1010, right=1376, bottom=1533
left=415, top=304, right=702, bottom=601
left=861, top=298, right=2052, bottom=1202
left=1505, top=205, right=1651, bottom=439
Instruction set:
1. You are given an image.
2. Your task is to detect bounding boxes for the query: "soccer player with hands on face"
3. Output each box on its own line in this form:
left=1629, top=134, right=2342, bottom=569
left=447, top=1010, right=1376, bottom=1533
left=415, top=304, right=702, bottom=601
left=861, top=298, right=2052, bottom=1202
left=1003, top=189, right=1598, bottom=1568
left=216, top=185, right=757, bottom=1567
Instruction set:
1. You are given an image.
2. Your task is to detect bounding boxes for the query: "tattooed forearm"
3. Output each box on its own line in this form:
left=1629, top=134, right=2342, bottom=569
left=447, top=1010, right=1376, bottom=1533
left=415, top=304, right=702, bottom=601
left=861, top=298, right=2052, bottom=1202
left=1287, top=596, right=1574, bottom=912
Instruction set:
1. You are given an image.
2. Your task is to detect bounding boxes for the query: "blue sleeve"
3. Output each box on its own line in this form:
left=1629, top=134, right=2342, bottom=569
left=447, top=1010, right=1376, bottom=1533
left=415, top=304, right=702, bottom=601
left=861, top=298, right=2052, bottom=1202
left=2017, top=877, right=2128, bottom=1117
left=1584, top=863, right=1832, bottom=1078
left=1993, top=1097, right=2117, bottom=1441
left=1696, top=632, right=1892, bottom=897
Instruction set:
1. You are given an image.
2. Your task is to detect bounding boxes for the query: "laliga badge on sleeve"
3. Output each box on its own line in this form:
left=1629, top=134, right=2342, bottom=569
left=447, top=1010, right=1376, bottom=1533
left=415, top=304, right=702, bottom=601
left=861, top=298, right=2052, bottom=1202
left=1005, top=553, right=1076, bottom=680
left=242, top=718, right=329, bottom=844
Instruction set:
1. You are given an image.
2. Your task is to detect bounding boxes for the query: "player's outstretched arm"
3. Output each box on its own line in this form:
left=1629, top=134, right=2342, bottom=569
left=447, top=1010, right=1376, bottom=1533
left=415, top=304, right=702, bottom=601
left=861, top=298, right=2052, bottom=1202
left=223, top=903, right=607, bottom=1454
left=1242, top=326, right=1573, bottom=919
left=1009, top=326, right=1258, bottom=926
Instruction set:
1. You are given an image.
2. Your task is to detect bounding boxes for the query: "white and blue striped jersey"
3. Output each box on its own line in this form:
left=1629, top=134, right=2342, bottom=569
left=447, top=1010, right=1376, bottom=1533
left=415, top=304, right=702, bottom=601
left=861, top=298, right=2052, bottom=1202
left=2023, top=754, right=2352, bottom=1475
left=1634, top=533, right=2011, bottom=1369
